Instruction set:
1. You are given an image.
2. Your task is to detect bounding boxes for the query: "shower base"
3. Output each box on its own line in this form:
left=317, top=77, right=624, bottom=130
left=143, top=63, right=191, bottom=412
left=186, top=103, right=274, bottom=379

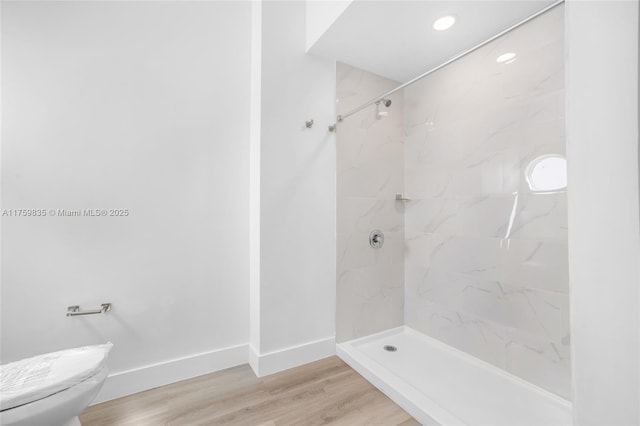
left=337, top=326, right=572, bottom=425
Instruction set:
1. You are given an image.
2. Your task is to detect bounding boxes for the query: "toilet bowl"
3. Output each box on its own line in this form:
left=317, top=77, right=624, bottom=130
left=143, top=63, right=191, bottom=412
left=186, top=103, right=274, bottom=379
left=0, top=343, right=112, bottom=426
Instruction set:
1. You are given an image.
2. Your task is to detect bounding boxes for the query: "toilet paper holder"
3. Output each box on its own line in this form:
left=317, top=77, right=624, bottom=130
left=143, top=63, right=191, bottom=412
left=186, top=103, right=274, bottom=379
left=66, top=303, right=112, bottom=317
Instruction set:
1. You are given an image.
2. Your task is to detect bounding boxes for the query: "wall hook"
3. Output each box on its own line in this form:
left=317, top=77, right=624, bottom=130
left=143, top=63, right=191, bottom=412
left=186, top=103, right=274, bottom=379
left=305, top=119, right=314, bottom=129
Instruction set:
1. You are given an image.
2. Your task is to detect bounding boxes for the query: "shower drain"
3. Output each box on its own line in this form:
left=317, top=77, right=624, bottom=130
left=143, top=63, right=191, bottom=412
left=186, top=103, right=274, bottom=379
left=383, top=345, right=397, bottom=352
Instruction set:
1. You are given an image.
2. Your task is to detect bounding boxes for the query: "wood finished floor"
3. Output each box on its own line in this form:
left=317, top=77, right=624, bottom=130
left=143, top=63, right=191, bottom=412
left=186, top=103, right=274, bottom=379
left=80, top=356, right=419, bottom=426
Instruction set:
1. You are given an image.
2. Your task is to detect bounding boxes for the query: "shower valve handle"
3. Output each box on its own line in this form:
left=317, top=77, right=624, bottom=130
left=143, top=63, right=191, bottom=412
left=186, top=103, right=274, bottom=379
left=369, top=230, right=384, bottom=248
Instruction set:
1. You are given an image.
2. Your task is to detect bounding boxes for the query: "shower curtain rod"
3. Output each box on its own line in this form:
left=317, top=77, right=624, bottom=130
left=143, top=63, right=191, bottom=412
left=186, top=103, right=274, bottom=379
left=331, top=0, right=564, bottom=130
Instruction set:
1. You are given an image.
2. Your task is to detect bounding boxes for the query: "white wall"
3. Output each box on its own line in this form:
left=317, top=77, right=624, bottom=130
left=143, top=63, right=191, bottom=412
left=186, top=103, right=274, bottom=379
left=566, top=0, right=640, bottom=424
left=1, top=1, right=251, bottom=400
left=306, top=0, right=352, bottom=52
left=249, top=0, right=263, bottom=367
left=253, top=0, right=336, bottom=375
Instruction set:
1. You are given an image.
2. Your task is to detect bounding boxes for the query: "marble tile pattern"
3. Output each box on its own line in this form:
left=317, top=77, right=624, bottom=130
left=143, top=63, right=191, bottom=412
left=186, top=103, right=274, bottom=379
left=336, top=62, right=405, bottom=343
left=403, top=6, right=569, bottom=398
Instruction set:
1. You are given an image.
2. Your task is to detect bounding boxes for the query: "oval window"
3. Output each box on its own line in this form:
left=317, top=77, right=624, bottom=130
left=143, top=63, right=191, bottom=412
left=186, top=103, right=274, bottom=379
left=525, top=155, right=567, bottom=192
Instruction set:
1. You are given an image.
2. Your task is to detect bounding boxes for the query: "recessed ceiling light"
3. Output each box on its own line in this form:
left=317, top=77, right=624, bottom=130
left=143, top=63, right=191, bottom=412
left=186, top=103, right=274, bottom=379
left=496, top=52, right=517, bottom=64
left=433, top=15, right=456, bottom=31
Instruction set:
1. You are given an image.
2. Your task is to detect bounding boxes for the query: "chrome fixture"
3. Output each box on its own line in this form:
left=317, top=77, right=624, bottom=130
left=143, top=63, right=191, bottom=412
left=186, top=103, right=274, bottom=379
left=383, top=345, right=398, bottom=352
left=67, top=303, right=112, bottom=317
left=375, top=100, right=390, bottom=120
left=305, top=119, right=314, bottom=128
left=369, top=230, right=384, bottom=249
left=328, top=123, right=337, bottom=132
left=395, top=193, right=411, bottom=201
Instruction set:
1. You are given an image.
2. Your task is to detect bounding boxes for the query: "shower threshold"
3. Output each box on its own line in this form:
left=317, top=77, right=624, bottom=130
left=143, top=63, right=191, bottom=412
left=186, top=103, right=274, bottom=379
left=336, top=327, right=572, bottom=425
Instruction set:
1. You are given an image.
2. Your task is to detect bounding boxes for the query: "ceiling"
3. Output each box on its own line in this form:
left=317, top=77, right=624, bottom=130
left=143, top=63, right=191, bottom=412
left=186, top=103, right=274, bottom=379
left=308, top=0, right=558, bottom=83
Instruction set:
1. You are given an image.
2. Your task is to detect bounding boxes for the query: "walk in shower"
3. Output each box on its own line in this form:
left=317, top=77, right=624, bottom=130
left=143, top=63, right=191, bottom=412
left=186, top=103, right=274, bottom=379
left=335, top=3, right=570, bottom=424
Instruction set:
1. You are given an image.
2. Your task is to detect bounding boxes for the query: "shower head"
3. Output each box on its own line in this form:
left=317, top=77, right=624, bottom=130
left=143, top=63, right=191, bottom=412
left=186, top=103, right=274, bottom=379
left=375, top=98, right=390, bottom=120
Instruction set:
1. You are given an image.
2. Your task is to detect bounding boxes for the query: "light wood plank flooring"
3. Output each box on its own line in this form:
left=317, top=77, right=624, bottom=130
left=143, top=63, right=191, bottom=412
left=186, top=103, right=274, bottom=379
left=80, top=356, right=419, bottom=426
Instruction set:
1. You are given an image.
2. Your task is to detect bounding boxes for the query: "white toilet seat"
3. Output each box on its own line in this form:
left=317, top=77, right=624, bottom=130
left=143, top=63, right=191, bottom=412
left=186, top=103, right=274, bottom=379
left=1, top=343, right=112, bottom=411
left=0, top=366, right=108, bottom=426
left=0, top=343, right=112, bottom=426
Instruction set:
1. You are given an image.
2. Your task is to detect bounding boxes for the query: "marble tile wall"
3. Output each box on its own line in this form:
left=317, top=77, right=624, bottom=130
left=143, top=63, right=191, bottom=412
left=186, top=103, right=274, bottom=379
left=336, top=63, right=405, bottom=342
left=404, top=6, right=569, bottom=398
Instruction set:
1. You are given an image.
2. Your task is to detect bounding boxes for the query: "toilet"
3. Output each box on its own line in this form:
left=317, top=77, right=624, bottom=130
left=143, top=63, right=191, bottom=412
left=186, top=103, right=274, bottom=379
left=0, top=343, right=112, bottom=426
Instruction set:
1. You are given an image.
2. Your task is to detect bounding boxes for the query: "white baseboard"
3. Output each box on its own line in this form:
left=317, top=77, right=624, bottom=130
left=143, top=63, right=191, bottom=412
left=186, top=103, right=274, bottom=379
left=92, top=337, right=336, bottom=404
left=250, top=336, right=335, bottom=377
left=249, top=343, right=260, bottom=377
left=93, top=343, right=249, bottom=405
